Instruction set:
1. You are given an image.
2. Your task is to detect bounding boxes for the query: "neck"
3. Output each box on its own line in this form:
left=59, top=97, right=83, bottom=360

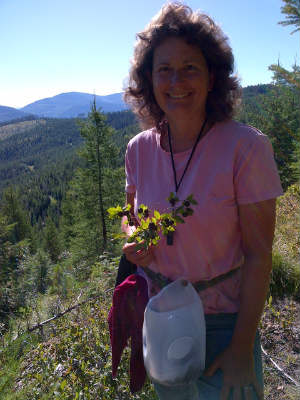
left=167, top=114, right=209, bottom=153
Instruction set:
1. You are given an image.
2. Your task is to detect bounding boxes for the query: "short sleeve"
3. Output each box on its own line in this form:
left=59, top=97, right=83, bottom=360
left=125, top=141, right=136, bottom=193
left=234, top=133, right=283, bottom=204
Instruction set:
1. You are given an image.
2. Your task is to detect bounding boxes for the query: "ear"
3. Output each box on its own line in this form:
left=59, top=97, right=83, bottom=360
left=208, top=72, right=214, bottom=92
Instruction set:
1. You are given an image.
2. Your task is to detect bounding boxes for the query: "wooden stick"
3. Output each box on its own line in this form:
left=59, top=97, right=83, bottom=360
left=261, top=345, right=300, bottom=387
left=28, top=288, right=113, bottom=333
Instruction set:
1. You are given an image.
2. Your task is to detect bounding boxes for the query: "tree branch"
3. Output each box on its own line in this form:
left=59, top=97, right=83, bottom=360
left=27, top=288, right=113, bottom=333
left=261, top=344, right=300, bottom=387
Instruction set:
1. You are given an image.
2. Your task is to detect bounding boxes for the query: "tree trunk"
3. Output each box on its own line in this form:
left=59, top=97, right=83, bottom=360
left=95, top=127, right=107, bottom=251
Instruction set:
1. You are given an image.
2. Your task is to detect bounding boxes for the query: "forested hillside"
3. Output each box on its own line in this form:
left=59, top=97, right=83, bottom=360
left=0, top=110, right=138, bottom=227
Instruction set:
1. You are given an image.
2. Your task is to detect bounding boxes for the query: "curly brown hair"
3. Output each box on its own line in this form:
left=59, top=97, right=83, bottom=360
left=124, top=2, right=241, bottom=130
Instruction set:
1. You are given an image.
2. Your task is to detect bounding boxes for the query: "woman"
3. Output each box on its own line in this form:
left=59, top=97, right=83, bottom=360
left=122, top=3, right=283, bottom=399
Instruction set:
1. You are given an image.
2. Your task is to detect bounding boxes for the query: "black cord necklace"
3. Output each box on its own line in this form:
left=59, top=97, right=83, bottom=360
left=166, top=117, right=208, bottom=245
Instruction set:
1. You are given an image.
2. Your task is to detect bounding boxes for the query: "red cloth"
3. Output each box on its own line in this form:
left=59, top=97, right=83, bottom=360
left=108, top=274, right=149, bottom=393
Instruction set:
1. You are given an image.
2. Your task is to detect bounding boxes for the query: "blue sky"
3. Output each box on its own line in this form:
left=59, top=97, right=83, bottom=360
left=0, top=0, right=299, bottom=108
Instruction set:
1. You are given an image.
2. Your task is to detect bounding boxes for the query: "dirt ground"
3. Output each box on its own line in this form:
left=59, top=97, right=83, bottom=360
left=260, top=298, right=300, bottom=400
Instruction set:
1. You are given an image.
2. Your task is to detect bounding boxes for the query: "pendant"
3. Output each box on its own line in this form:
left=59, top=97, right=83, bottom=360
left=167, top=231, right=174, bottom=246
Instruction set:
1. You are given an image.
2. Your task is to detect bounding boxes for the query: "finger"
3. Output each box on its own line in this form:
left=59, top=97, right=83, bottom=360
left=122, top=242, right=138, bottom=253
left=232, top=386, right=242, bottom=400
left=136, top=252, right=155, bottom=267
left=125, top=252, right=146, bottom=264
left=123, top=243, right=145, bottom=257
left=252, top=380, right=264, bottom=400
left=124, top=248, right=153, bottom=266
left=220, top=385, right=231, bottom=400
left=204, top=359, right=220, bottom=377
left=243, top=385, right=254, bottom=400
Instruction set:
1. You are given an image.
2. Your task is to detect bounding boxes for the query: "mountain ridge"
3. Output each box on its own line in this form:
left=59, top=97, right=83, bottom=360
left=19, top=92, right=127, bottom=119
left=0, top=105, right=33, bottom=123
left=0, top=85, right=273, bottom=123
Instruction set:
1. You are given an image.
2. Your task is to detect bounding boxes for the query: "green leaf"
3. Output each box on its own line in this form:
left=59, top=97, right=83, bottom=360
left=60, top=380, right=67, bottom=390
left=135, top=242, right=147, bottom=250
left=175, top=206, right=185, bottom=215
left=167, top=192, right=179, bottom=203
left=107, top=205, right=122, bottom=218
left=154, top=210, right=161, bottom=219
left=174, top=215, right=185, bottom=224
left=112, top=233, right=126, bottom=240
left=186, top=194, right=198, bottom=205
left=140, top=219, right=149, bottom=229
left=151, top=237, right=159, bottom=245
left=185, top=208, right=194, bottom=216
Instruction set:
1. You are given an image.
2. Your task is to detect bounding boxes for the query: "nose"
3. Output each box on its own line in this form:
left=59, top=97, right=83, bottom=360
left=170, top=70, right=184, bottom=85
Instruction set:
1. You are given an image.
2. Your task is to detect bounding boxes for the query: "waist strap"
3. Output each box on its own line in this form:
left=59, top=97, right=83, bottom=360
left=142, top=265, right=241, bottom=292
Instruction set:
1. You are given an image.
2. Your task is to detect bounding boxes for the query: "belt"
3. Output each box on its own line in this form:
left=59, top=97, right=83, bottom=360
left=142, top=264, right=241, bottom=292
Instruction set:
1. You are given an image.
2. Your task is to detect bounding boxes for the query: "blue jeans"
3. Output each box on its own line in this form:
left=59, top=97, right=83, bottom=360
left=153, top=313, right=263, bottom=400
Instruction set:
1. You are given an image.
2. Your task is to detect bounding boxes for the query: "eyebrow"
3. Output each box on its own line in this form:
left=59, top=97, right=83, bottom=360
left=154, top=58, right=200, bottom=66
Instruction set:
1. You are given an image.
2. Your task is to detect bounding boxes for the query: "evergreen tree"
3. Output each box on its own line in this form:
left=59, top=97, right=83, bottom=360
left=59, top=191, right=76, bottom=250
left=70, top=99, right=122, bottom=259
left=278, top=0, right=300, bottom=34
left=269, top=0, right=300, bottom=87
left=237, top=84, right=299, bottom=189
left=269, top=63, right=300, bottom=89
left=0, top=212, right=31, bottom=321
left=1, top=186, right=32, bottom=243
left=43, top=217, right=61, bottom=263
left=28, top=249, right=51, bottom=294
left=260, top=85, right=299, bottom=189
left=0, top=213, right=16, bottom=281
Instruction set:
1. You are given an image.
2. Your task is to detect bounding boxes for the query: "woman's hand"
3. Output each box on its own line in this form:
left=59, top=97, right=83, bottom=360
left=122, top=241, right=155, bottom=267
left=121, top=215, right=138, bottom=236
left=204, top=344, right=263, bottom=399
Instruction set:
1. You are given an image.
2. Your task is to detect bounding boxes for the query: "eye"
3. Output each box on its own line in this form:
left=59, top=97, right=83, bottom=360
left=185, top=64, right=197, bottom=71
left=158, top=66, right=170, bottom=73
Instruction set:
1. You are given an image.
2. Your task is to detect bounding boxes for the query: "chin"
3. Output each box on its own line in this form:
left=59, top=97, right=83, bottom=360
left=164, top=104, right=200, bottom=120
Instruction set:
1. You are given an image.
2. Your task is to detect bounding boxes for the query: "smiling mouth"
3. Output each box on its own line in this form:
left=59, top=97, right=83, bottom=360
left=168, top=93, right=191, bottom=99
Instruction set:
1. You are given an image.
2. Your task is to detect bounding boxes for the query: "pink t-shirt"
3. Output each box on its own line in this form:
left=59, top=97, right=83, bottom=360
left=125, top=120, right=283, bottom=314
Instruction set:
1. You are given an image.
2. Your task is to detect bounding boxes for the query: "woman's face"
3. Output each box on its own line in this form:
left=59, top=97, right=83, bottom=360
left=152, top=37, right=213, bottom=123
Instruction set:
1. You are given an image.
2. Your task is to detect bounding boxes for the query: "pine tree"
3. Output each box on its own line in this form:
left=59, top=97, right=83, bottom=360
left=263, top=0, right=300, bottom=188
left=43, top=217, right=61, bottom=263
left=278, top=0, right=300, bottom=34
left=269, top=0, right=300, bottom=87
left=30, top=249, right=51, bottom=294
left=260, top=85, right=299, bottom=189
left=65, top=100, right=123, bottom=263
left=0, top=213, right=16, bottom=281
left=59, top=191, right=76, bottom=250
left=1, top=186, right=32, bottom=243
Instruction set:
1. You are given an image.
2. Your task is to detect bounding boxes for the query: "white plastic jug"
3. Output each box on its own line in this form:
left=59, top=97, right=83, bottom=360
left=143, top=279, right=206, bottom=386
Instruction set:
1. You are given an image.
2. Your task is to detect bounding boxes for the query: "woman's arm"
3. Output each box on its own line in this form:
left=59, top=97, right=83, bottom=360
left=205, top=198, right=276, bottom=399
left=231, top=198, right=275, bottom=352
left=122, top=192, right=155, bottom=267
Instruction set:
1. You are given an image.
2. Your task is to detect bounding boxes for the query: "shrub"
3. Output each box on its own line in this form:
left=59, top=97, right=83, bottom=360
left=270, top=250, right=300, bottom=299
